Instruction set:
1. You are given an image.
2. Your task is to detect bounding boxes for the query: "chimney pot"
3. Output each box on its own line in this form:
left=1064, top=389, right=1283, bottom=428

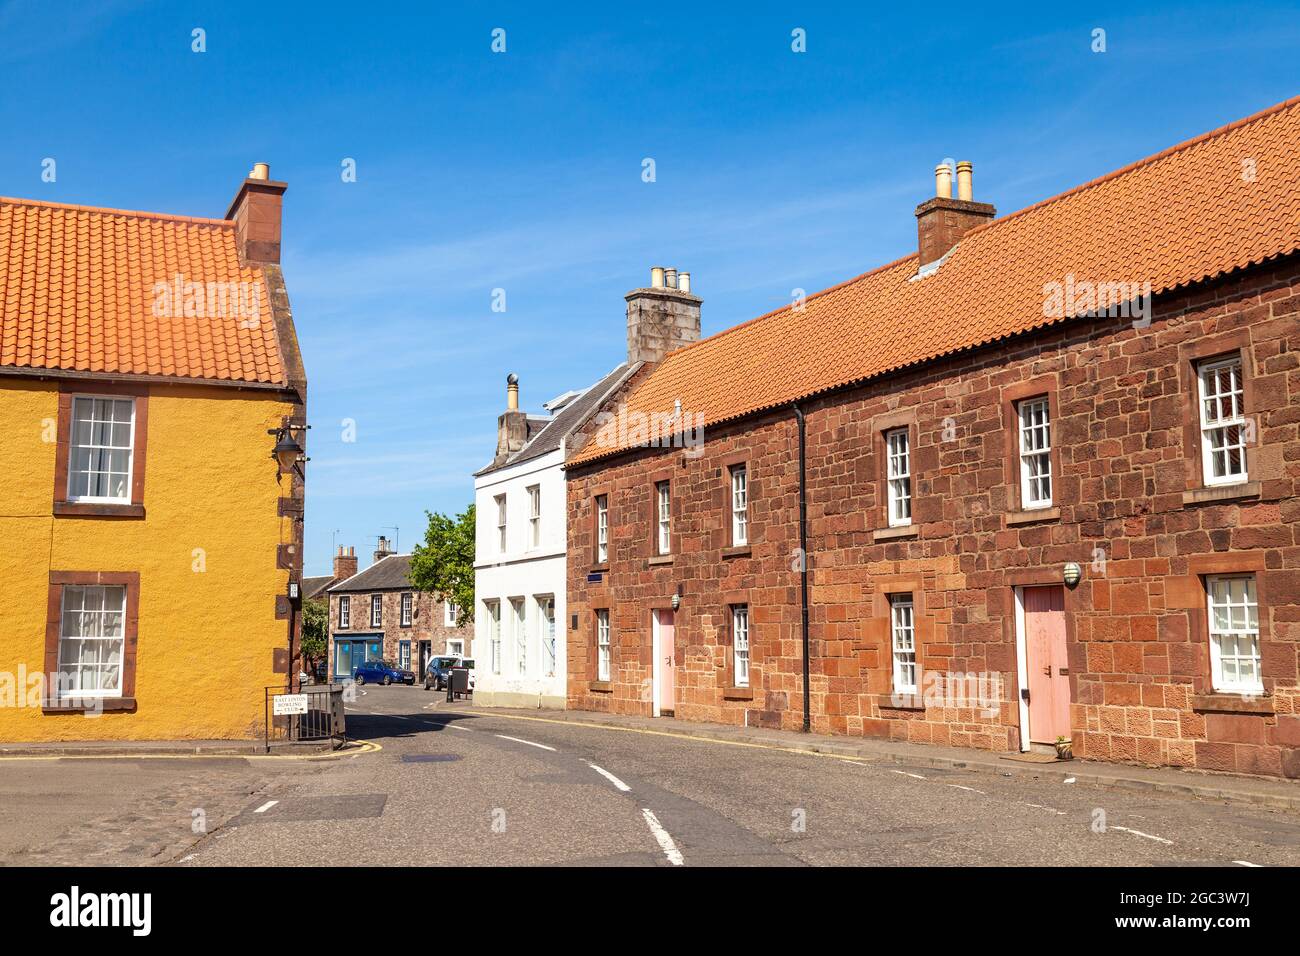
left=250, top=162, right=270, bottom=181
left=650, top=266, right=666, bottom=288
left=664, top=268, right=678, bottom=289
left=678, top=271, right=691, bottom=294
left=935, top=163, right=953, bottom=199
left=956, top=161, right=973, bottom=201
left=506, top=372, right=520, bottom=411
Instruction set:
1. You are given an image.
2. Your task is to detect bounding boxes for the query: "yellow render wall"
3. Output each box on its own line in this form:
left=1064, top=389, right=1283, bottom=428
left=0, top=378, right=295, bottom=741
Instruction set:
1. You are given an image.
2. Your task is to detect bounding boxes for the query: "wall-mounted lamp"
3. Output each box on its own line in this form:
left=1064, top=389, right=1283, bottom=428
left=671, top=593, right=681, bottom=611
left=1063, top=562, right=1082, bottom=588
left=268, top=422, right=310, bottom=476
left=287, top=579, right=301, bottom=604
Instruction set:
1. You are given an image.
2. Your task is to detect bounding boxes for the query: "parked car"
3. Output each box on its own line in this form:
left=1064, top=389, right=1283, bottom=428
left=353, top=659, right=415, bottom=686
left=424, top=655, right=476, bottom=693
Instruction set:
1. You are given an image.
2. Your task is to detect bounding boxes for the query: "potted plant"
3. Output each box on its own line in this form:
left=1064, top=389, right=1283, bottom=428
left=1055, top=735, right=1073, bottom=760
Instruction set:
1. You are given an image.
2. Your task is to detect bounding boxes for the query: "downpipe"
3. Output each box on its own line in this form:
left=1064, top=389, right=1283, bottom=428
left=793, top=402, right=811, bottom=733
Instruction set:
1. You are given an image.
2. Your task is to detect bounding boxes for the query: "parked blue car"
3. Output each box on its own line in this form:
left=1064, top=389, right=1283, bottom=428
left=352, top=659, right=415, bottom=686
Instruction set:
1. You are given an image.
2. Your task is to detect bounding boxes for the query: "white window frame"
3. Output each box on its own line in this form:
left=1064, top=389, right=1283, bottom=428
left=1198, top=355, right=1248, bottom=487
left=487, top=600, right=502, bottom=674
left=444, top=601, right=458, bottom=627
left=596, top=495, right=609, bottom=563
left=1017, top=397, right=1052, bottom=509
left=1206, top=575, right=1262, bottom=694
left=495, top=493, right=507, bottom=554
left=527, top=484, right=541, bottom=550
left=511, top=597, right=527, bottom=676
left=339, top=595, right=350, bottom=629
left=886, top=428, right=912, bottom=526
left=731, top=466, right=748, bottom=546
left=56, top=584, right=127, bottom=698
left=538, top=595, right=557, bottom=678
left=596, top=609, right=611, bottom=682
left=400, top=592, right=412, bottom=627
left=66, top=395, right=136, bottom=504
left=890, top=594, right=918, bottom=695
left=732, top=604, right=750, bottom=688
left=370, top=594, right=382, bottom=627
left=656, top=481, right=671, bottom=555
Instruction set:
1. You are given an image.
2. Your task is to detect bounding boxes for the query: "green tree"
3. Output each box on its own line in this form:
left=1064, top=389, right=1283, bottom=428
left=409, top=504, right=475, bottom=626
left=301, top=597, right=328, bottom=663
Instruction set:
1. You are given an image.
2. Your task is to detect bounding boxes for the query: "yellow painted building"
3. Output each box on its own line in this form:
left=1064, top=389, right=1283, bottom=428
left=0, top=165, right=307, bottom=741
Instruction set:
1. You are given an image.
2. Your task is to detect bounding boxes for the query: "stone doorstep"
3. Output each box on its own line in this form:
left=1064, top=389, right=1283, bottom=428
left=465, top=706, right=1300, bottom=814
left=0, top=737, right=337, bottom=757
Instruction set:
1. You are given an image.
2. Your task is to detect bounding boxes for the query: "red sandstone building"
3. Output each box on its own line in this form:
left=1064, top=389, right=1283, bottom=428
left=563, top=98, right=1300, bottom=778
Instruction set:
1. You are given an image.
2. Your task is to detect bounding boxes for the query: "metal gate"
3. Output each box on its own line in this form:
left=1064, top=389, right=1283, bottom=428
left=264, top=684, right=346, bottom=752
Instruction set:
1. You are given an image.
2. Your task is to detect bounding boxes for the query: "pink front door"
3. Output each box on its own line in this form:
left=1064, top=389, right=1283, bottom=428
left=656, top=610, right=676, bottom=714
left=1023, top=585, right=1071, bottom=744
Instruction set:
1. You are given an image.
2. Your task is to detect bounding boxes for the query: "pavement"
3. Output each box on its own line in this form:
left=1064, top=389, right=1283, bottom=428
left=2, top=685, right=1298, bottom=867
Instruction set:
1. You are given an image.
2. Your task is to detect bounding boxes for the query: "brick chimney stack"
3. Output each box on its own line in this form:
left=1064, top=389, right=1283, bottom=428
left=333, top=545, right=357, bottom=581
left=915, top=161, right=995, bottom=269
left=225, top=162, right=287, bottom=265
left=373, top=536, right=394, bottom=564
left=626, top=266, right=701, bottom=366
left=494, top=372, right=528, bottom=465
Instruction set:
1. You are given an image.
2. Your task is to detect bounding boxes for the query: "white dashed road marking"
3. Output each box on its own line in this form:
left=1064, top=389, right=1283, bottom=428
left=1234, top=860, right=1263, bottom=867
left=1023, top=803, right=1066, bottom=815
left=891, top=770, right=926, bottom=780
left=1110, top=825, right=1173, bottom=845
left=495, top=734, right=557, bottom=752
left=641, top=809, right=684, bottom=866
left=947, top=784, right=986, bottom=794
left=253, top=800, right=278, bottom=814
left=586, top=762, right=632, bottom=792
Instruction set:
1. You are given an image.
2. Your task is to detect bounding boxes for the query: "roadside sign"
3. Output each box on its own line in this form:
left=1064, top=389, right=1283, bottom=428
left=272, top=693, right=309, bottom=716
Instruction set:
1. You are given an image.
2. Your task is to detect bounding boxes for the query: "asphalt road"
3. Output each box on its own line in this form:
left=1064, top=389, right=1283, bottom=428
left=3, top=684, right=1299, bottom=867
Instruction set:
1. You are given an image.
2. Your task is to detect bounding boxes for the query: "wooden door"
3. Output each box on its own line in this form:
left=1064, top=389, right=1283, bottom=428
left=1023, top=586, right=1071, bottom=743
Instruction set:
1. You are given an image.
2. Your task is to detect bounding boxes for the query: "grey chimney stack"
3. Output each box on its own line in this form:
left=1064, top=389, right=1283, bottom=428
left=626, top=266, right=701, bottom=366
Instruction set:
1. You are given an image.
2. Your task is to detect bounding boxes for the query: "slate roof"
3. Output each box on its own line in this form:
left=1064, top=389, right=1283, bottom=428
left=477, top=362, right=631, bottom=476
left=328, top=554, right=416, bottom=593
left=0, top=195, right=287, bottom=385
left=569, top=96, right=1300, bottom=466
left=302, top=575, right=334, bottom=600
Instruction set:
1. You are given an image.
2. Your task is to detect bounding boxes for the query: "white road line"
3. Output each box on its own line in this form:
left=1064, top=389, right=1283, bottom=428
left=641, top=808, right=684, bottom=866
left=1022, top=803, right=1067, bottom=815
left=253, top=800, right=278, bottom=814
left=447, top=724, right=473, bottom=732
left=1234, top=860, right=1263, bottom=867
left=891, top=770, right=926, bottom=780
left=1063, top=777, right=1076, bottom=784
left=1111, top=825, right=1173, bottom=845
left=586, top=761, right=632, bottom=792
left=177, top=854, right=196, bottom=863
left=947, top=784, right=986, bottom=794
left=495, top=734, right=556, bottom=752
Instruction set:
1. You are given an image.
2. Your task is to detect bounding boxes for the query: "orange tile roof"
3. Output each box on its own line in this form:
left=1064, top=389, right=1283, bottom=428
left=570, top=96, right=1300, bottom=466
left=0, top=197, right=285, bottom=386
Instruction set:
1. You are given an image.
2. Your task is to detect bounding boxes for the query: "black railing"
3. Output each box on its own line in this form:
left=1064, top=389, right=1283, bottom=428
left=264, top=684, right=346, bottom=752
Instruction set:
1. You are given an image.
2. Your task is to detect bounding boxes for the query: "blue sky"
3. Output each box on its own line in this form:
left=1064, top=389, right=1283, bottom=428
left=2, top=0, right=1296, bottom=574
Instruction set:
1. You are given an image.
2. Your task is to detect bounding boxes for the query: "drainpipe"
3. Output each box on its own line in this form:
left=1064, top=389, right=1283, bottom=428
left=793, top=402, right=811, bottom=733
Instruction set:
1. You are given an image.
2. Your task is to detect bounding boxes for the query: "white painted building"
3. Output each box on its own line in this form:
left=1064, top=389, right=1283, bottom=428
left=472, top=367, right=630, bottom=708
